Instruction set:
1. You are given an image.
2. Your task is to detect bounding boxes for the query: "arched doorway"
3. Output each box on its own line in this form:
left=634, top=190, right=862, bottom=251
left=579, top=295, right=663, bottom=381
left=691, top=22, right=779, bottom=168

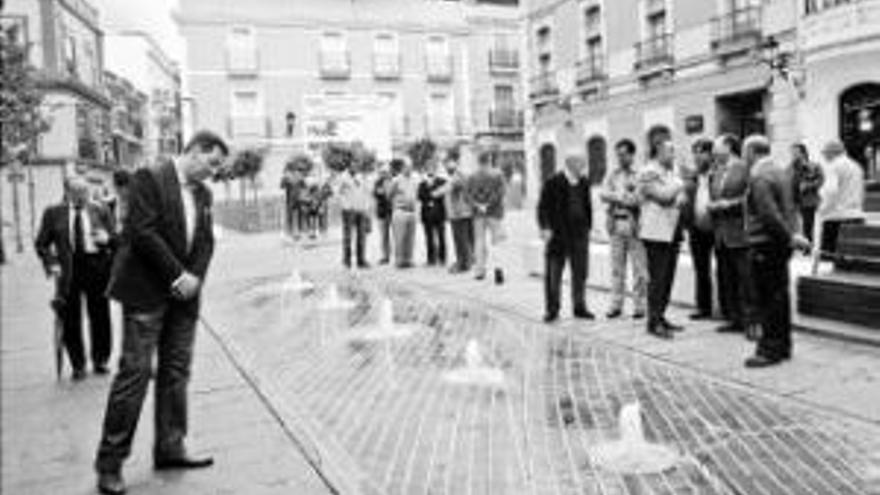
left=586, top=135, right=607, bottom=185
left=646, top=125, right=672, bottom=160
left=840, top=83, right=880, bottom=181
left=540, top=143, right=556, bottom=184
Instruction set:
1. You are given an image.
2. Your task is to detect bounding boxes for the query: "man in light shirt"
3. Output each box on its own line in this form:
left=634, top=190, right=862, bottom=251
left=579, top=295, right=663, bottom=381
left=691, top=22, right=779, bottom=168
left=336, top=165, right=373, bottom=268
left=817, top=140, right=866, bottom=260
left=682, top=138, right=716, bottom=320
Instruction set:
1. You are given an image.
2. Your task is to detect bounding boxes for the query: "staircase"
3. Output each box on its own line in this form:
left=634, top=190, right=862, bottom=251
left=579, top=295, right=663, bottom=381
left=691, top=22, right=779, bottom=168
left=797, top=184, right=880, bottom=334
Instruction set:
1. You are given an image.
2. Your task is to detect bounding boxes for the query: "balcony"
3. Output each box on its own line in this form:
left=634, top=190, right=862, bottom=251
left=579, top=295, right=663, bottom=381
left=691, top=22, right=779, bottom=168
left=802, top=0, right=880, bottom=56
left=710, top=6, right=763, bottom=55
left=489, top=49, right=519, bottom=74
left=529, top=72, right=559, bottom=100
left=227, top=115, right=271, bottom=141
left=373, top=53, right=401, bottom=80
left=576, top=55, right=606, bottom=87
left=488, top=108, right=523, bottom=132
left=426, top=55, right=454, bottom=82
left=634, top=34, right=674, bottom=77
left=319, top=51, right=351, bottom=80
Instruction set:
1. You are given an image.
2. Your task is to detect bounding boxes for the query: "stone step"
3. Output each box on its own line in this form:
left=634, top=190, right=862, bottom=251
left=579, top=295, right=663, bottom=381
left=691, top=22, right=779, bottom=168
left=797, top=272, right=880, bottom=329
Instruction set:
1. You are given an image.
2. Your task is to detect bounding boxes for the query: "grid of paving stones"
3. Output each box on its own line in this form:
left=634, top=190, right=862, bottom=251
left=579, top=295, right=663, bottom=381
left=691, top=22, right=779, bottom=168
left=213, top=269, right=880, bottom=495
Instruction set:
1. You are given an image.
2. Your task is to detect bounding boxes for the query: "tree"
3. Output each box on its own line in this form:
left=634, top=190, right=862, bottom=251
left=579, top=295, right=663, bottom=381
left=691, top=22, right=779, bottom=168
left=407, top=137, right=437, bottom=172
left=230, top=147, right=265, bottom=204
left=322, top=142, right=354, bottom=173
left=1, top=21, right=50, bottom=257
left=285, top=152, right=315, bottom=174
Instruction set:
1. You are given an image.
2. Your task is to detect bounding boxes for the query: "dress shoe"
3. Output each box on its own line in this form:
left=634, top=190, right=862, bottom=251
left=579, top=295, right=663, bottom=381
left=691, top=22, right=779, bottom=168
left=689, top=311, right=712, bottom=320
left=632, top=312, right=646, bottom=320
left=494, top=268, right=505, bottom=285
left=357, top=261, right=371, bottom=269
left=573, top=309, right=595, bottom=320
left=661, top=318, right=684, bottom=332
left=606, top=309, right=623, bottom=319
left=154, top=455, right=214, bottom=471
left=716, top=323, right=744, bottom=333
left=97, top=471, right=126, bottom=495
left=744, top=354, right=784, bottom=368
left=378, top=258, right=390, bottom=265
left=543, top=313, right=559, bottom=324
left=647, top=325, right=673, bottom=340
left=475, top=272, right=486, bottom=280
left=72, top=368, right=87, bottom=381
left=94, top=363, right=109, bottom=375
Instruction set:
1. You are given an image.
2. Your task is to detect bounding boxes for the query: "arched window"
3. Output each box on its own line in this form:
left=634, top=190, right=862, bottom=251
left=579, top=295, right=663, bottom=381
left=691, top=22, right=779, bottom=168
left=840, top=83, right=880, bottom=180
left=586, top=135, right=607, bottom=185
left=540, top=143, right=556, bottom=184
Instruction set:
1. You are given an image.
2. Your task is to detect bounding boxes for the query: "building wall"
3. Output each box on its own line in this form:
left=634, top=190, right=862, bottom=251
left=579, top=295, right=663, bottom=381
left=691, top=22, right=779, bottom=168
left=177, top=0, right=524, bottom=197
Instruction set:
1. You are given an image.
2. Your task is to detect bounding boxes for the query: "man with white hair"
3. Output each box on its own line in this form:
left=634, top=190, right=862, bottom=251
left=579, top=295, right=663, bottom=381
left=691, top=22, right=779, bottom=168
left=35, top=177, right=117, bottom=380
left=538, top=151, right=594, bottom=322
left=817, top=140, right=865, bottom=260
left=743, top=135, right=810, bottom=368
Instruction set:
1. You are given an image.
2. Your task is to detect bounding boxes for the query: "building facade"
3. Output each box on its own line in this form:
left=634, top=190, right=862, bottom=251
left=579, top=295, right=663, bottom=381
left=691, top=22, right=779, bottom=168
left=523, top=0, right=880, bottom=204
left=3, top=0, right=112, bottom=242
left=175, top=0, right=524, bottom=193
left=104, top=70, right=147, bottom=168
left=103, top=30, right=182, bottom=162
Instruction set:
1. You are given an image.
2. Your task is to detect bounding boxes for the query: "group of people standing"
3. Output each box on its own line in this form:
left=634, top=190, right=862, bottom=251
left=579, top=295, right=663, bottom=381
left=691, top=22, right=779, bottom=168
left=537, top=131, right=864, bottom=369
left=321, top=146, right=511, bottom=283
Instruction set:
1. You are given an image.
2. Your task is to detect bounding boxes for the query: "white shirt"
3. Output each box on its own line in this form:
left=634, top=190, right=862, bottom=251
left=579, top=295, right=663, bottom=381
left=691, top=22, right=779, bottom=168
left=175, top=162, right=197, bottom=250
left=69, top=205, right=98, bottom=254
left=818, top=154, right=866, bottom=221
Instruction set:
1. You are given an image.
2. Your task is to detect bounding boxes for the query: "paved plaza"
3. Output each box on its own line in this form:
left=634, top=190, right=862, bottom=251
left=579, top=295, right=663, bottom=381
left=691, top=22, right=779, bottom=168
left=4, top=216, right=880, bottom=494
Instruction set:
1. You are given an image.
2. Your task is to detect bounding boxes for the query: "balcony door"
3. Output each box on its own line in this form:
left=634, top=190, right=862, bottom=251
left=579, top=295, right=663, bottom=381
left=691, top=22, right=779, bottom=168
left=840, top=83, right=880, bottom=181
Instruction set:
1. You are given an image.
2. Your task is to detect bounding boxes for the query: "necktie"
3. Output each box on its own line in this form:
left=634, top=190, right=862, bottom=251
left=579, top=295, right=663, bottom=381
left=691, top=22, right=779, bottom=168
left=73, top=208, right=86, bottom=254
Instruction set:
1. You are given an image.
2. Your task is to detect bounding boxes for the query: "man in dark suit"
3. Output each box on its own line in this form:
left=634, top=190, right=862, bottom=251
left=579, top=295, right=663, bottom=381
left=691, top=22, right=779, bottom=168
left=681, top=138, right=716, bottom=320
left=418, top=154, right=448, bottom=266
left=743, top=135, right=810, bottom=367
left=538, top=153, right=594, bottom=323
left=708, top=134, right=755, bottom=336
left=35, top=177, right=117, bottom=380
left=94, top=131, right=228, bottom=495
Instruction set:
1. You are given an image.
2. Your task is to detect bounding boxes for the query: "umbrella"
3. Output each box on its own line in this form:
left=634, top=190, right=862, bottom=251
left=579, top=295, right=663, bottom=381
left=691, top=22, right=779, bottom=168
left=50, top=275, right=66, bottom=379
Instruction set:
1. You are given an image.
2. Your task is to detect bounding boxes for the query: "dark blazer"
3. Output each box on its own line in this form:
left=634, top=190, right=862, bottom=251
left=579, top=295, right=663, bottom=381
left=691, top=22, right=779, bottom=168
left=709, top=158, right=750, bottom=248
left=537, top=172, right=593, bottom=253
left=418, top=175, right=448, bottom=223
left=107, top=160, right=215, bottom=311
left=35, top=201, right=117, bottom=300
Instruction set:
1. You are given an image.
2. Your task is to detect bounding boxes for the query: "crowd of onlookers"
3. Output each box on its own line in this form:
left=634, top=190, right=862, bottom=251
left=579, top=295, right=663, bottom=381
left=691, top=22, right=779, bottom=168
left=279, top=132, right=867, bottom=370
left=540, top=132, right=865, bottom=368
left=281, top=146, right=512, bottom=283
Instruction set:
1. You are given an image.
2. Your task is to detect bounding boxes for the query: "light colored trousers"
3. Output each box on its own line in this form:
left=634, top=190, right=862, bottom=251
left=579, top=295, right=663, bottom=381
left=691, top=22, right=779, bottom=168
left=609, top=233, right=648, bottom=313
left=472, top=215, right=504, bottom=276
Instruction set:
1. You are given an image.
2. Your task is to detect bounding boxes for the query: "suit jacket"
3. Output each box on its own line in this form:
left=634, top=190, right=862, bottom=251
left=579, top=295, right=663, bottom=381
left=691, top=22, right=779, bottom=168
left=748, top=157, right=797, bottom=247
left=35, top=201, right=117, bottom=300
left=537, top=172, right=592, bottom=253
left=709, top=158, right=750, bottom=248
left=107, top=160, right=215, bottom=311
left=680, top=164, right=715, bottom=233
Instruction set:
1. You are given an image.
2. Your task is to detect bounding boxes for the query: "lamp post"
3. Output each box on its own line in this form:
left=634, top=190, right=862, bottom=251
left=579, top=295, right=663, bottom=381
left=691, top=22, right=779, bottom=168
left=758, top=36, right=806, bottom=99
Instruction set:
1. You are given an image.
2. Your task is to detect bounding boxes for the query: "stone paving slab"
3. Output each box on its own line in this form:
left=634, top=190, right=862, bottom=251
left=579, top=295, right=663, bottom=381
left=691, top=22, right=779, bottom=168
left=0, top=254, right=332, bottom=495
left=206, top=262, right=880, bottom=495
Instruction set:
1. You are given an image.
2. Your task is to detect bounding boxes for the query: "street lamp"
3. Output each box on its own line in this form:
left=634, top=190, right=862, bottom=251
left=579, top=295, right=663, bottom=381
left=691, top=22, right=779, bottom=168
left=758, top=36, right=806, bottom=99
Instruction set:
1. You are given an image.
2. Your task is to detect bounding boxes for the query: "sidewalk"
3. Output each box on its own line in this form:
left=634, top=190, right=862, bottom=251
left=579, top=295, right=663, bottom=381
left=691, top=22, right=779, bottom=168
left=0, top=251, right=331, bottom=494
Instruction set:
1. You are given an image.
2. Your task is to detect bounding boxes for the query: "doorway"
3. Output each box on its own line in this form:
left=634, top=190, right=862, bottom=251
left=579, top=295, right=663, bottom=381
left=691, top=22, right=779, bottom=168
left=840, top=83, right=880, bottom=182
left=715, top=90, right=767, bottom=140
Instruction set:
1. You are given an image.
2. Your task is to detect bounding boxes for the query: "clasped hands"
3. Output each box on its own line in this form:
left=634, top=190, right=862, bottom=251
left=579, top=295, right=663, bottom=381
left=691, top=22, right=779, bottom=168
left=171, top=271, right=201, bottom=300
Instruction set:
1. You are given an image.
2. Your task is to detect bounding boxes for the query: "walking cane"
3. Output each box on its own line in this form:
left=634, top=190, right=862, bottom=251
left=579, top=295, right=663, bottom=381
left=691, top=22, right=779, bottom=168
left=810, top=219, right=824, bottom=276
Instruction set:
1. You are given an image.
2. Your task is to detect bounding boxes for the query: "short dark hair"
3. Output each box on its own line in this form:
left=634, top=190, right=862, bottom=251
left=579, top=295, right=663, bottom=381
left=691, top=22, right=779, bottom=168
left=649, top=135, right=671, bottom=160
left=615, top=139, right=636, bottom=155
left=446, top=146, right=460, bottom=163
left=477, top=151, right=493, bottom=166
left=183, top=130, right=229, bottom=156
left=389, top=158, right=405, bottom=174
left=792, top=142, right=809, bottom=160
left=718, top=133, right=741, bottom=157
left=691, top=138, right=714, bottom=155
left=112, top=169, right=131, bottom=188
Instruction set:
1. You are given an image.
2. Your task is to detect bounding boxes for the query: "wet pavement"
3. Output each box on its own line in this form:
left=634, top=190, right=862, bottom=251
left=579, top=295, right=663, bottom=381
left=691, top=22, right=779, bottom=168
left=208, top=261, right=880, bottom=495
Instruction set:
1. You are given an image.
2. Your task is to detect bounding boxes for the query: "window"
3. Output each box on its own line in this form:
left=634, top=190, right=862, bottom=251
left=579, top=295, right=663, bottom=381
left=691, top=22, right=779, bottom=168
left=227, top=26, right=258, bottom=73
left=374, top=32, right=398, bottom=55
left=426, top=35, right=451, bottom=77
left=320, top=31, right=349, bottom=74
left=428, top=93, right=454, bottom=134
left=231, top=90, right=260, bottom=116
left=374, top=32, right=400, bottom=76
left=494, top=85, right=514, bottom=110
left=647, top=12, right=667, bottom=39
